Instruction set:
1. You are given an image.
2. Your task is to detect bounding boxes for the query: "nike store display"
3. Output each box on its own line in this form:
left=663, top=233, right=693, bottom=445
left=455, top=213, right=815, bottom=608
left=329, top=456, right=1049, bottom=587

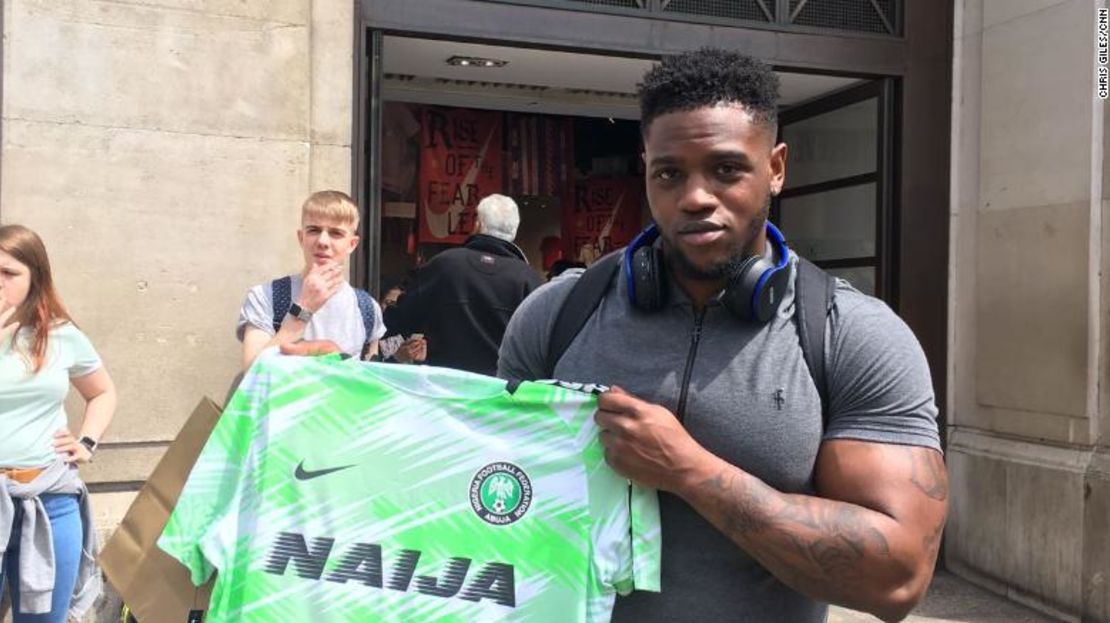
left=158, top=353, right=661, bottom=622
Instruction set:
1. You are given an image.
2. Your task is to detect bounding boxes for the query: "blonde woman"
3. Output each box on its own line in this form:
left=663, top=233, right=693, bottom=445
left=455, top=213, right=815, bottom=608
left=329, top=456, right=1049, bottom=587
left=0, top=224, right=115, bottom=622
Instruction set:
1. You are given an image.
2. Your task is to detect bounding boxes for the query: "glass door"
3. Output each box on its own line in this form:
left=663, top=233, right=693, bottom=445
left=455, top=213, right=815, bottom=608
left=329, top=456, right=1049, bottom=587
left=773, top=78, right=897, bottom=303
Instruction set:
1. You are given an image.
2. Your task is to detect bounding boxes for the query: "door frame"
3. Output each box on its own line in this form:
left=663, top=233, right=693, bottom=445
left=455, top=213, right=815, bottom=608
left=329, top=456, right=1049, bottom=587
left=774, top=77, right=900, bottom=305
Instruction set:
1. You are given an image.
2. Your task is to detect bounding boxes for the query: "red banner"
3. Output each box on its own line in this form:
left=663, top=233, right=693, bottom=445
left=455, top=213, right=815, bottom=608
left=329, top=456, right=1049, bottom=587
left=418, top=107, right=503, bottom=244
left=504, top=113, right=573, bottom=198
left=565, top=177, right=644, bottom=265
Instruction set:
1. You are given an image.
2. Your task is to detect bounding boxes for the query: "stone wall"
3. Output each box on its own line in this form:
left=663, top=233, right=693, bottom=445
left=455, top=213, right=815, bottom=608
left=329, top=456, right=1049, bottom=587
left=947, top=1, right=1109, bottom=621
left=0, top=4, right=355, bottom=618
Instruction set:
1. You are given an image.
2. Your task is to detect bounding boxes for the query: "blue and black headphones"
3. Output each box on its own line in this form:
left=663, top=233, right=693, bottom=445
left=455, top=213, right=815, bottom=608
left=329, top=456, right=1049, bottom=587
left=622, top=221, right=791, bottom=323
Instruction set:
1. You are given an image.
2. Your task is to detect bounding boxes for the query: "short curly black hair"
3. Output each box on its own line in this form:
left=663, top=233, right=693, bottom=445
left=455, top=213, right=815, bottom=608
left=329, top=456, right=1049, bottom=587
left=638, top=48, right=780, bottom=135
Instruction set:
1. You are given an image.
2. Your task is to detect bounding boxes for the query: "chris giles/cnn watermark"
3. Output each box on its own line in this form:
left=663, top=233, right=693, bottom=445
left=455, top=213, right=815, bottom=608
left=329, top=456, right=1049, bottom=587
left=1098, top=8, right=1108, bottom=99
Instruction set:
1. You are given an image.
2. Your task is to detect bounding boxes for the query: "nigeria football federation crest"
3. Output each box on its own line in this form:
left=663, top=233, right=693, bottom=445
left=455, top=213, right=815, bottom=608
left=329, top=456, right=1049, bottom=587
left=470, top=462, right=533, bottom=525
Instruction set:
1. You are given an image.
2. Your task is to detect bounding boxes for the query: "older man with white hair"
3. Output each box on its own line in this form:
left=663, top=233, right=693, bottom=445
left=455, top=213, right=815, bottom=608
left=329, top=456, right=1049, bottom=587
left=383, top=194, right=542, bottom=375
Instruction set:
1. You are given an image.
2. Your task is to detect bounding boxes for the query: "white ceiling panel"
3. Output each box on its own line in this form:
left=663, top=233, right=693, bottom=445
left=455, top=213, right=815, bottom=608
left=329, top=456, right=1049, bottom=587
left=382, top=36, right=865, bottom=117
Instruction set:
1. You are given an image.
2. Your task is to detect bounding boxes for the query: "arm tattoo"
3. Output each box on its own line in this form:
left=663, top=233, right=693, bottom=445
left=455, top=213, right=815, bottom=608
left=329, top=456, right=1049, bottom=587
left=701, top=470, right=771, bottom=533
left=774, top=497, right=892, bottom=583
left=909, top=448, right=948, bottom=501
left=698, top=468, right=891, bottom=587
left=693, top=449, right=946, bottom=613
left=922, top=519, right=943, bottom=558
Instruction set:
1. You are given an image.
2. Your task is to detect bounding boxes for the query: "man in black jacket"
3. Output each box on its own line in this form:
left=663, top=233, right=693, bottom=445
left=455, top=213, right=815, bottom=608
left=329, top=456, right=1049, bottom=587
left=384, top=194, right=542, bottom=375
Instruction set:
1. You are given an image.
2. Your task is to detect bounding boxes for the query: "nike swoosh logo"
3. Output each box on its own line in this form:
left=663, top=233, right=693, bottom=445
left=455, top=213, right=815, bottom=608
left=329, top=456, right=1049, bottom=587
left=294, top=460, right=356, bottom=481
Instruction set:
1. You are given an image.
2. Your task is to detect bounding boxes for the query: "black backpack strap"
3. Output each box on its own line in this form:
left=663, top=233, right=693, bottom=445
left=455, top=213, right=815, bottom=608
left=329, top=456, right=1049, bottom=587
left=794, top=257, right=836, bottom=428
left=545, top=252, right=622, bottom=377
left=271, top=276, right=292, bottom=332
left=354, top=289, right=376, bottom=339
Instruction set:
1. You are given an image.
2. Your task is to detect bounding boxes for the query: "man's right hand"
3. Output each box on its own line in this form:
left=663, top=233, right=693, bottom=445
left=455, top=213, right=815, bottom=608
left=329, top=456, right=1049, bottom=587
left=393, top=336, right=428, bottom=364
left=280, top=340, right=342, bottom=357
left=299, top=262, right=345, bottom=312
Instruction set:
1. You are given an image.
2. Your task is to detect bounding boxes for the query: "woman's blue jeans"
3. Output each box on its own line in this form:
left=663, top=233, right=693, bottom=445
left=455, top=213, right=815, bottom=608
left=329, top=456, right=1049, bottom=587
left=1, top=494, right=82, bottom=623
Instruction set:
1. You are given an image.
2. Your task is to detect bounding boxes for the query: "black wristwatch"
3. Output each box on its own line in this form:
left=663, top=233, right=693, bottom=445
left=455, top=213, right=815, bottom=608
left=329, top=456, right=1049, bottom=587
left=288, top=303, right=313, bottom=323
left=79, top=436, right=98, bottom=454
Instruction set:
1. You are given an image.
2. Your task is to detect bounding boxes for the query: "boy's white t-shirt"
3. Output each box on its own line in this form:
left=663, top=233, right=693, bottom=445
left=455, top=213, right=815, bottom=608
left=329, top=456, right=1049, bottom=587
left=237, top=274, right=386, bottom=358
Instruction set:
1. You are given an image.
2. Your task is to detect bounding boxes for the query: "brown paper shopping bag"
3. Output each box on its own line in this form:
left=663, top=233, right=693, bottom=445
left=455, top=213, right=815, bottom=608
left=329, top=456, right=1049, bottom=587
left=99, top=397, right=222, bottom=623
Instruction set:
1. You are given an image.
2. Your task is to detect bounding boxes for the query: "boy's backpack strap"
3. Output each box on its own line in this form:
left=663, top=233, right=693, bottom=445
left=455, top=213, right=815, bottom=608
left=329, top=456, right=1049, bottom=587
left=270, top=276, right=293, bottom=332
left=354, top=288, right=376, bottom=339
left=545, top=252, right=622, bottom=377
left=794, top=257, right=836, bottom=428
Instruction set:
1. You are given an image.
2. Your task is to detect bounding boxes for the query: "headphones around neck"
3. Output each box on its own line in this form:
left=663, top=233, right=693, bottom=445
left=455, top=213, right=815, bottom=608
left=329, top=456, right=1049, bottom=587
left=623, top=221, right=791, bottom=323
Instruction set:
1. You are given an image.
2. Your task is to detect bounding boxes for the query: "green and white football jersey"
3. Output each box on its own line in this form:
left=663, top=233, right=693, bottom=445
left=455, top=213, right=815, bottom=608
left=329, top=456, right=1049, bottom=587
left=159, top=353, right=660, bottom=623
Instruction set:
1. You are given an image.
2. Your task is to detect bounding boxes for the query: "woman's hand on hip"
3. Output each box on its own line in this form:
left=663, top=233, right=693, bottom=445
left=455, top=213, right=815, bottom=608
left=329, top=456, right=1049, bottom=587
left=54, top=428, right=92, bottom=464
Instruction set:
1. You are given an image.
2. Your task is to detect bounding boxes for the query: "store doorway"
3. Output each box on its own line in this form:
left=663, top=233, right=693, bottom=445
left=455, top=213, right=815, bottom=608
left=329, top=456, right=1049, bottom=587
left=362, top=34, right=888, bottom=301
left=376, top=100, right=645, bottom=286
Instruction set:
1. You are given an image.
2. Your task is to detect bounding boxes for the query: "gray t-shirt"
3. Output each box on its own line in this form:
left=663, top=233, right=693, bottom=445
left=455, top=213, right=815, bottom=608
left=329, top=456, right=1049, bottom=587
left=497, top=253, right=940, bottom=623
left=237, top=275, right=386, bottom=358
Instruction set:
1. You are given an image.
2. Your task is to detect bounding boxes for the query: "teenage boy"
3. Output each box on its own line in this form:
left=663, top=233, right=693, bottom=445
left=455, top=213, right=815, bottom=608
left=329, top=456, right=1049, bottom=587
left=237, top=191, right=385, bottom=369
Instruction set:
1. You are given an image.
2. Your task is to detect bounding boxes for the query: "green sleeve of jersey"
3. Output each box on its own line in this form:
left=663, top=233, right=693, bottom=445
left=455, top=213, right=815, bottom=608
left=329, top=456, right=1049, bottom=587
left=158, top=364, right=269, bottom=585
left=539, top=385, right=660, bottom=623
left=630, top=483, right=661, bottom=592
left=557, top=387, right=661, bottom=596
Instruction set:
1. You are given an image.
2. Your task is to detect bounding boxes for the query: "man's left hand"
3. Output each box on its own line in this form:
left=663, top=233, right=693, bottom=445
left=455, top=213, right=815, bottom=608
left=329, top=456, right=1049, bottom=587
left=595, top=386, right=708, bottom=492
